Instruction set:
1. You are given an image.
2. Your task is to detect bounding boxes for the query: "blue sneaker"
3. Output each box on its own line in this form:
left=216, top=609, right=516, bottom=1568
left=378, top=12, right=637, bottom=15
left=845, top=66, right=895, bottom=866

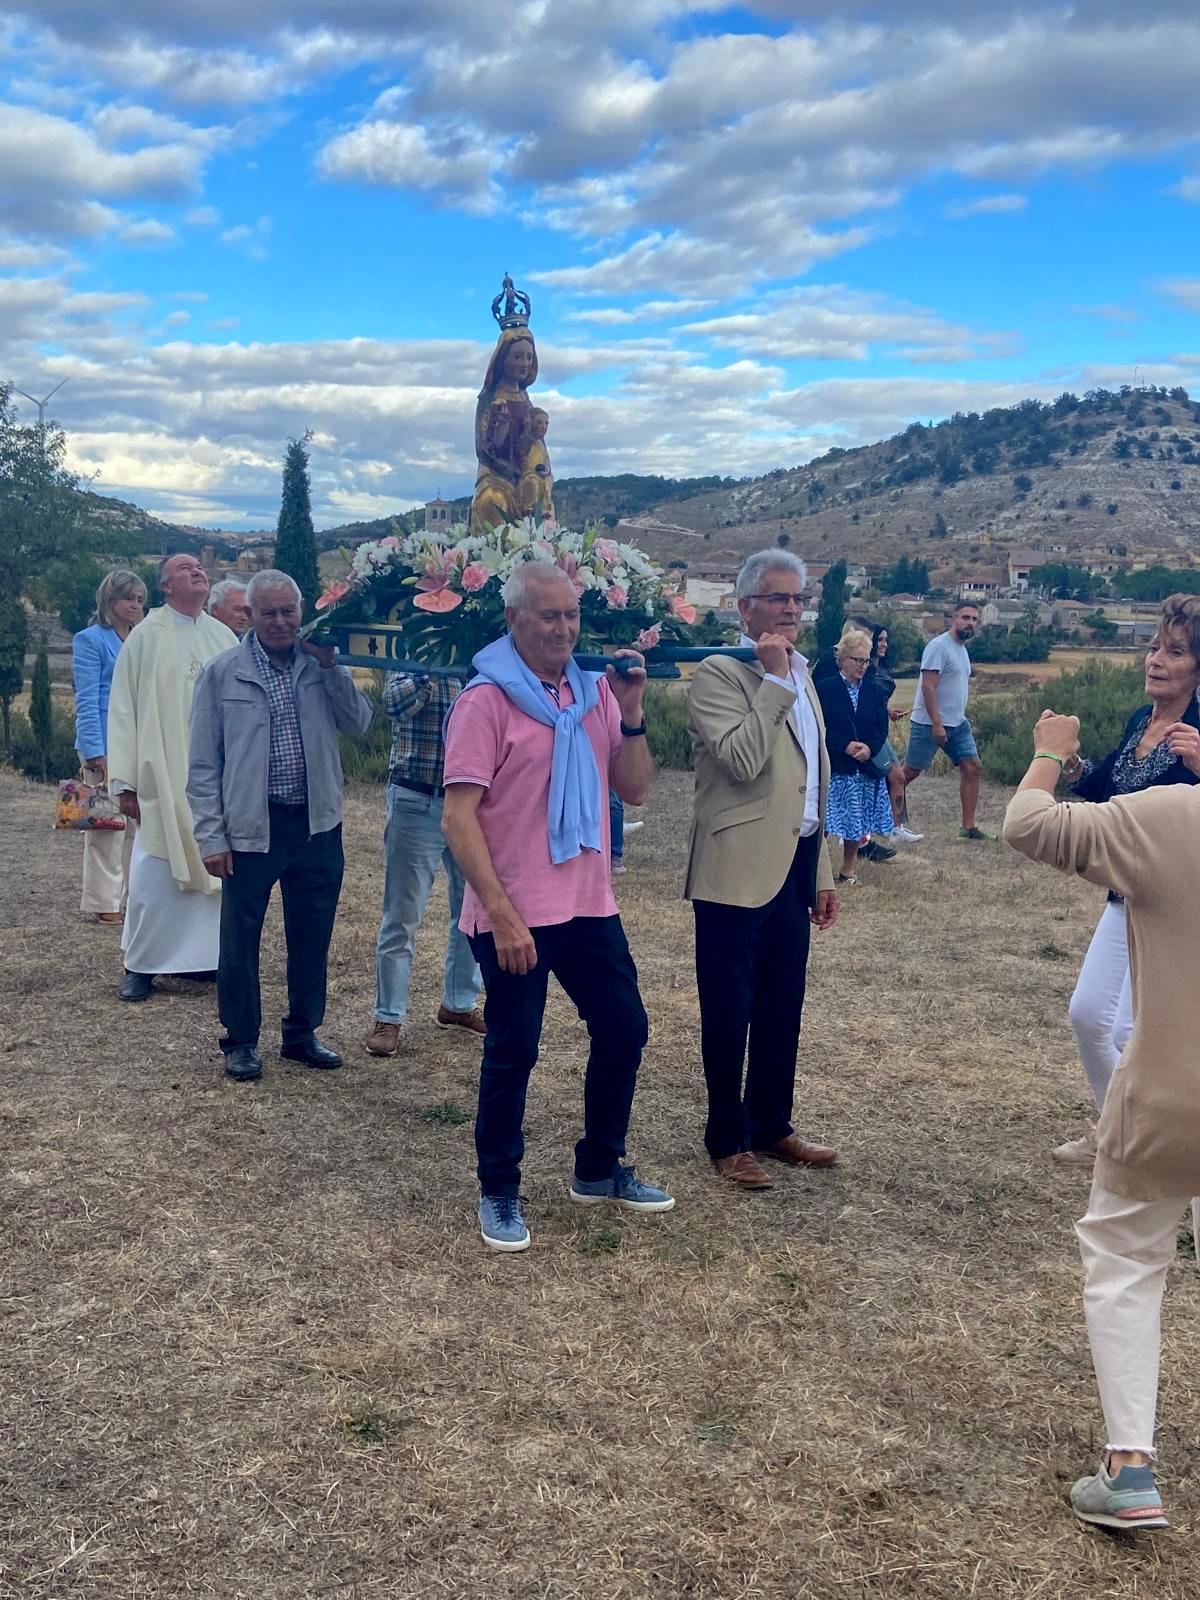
left=1070, top=1463, right=1169, bottom=1531
left=570, top=1164, right=676, bottom=1213
left=478, top=1195, right=530, bottom=1252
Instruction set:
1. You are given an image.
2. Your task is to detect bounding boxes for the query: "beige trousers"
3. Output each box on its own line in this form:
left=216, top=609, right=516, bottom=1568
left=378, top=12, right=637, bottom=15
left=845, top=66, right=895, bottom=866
left=80, top=822, right=135, bottom=916
left=1075, top=1181, right=1199, bottom=1457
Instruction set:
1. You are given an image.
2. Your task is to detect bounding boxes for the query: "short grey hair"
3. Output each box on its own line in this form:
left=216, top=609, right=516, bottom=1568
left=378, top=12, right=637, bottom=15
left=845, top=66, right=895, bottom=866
left=502, top=559, right=576, bottom=610
left=246, top=569, right=302, bottom=609
left=735, top=549, right=808, bottom=600
left=208, top=578, right=247, bottom=612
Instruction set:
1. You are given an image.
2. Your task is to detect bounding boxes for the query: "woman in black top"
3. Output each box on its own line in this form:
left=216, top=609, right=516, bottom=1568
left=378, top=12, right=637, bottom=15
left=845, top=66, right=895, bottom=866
left=1051, top=594, right=1200, bottom=1165
left=815, top=629, right=892, bottom=883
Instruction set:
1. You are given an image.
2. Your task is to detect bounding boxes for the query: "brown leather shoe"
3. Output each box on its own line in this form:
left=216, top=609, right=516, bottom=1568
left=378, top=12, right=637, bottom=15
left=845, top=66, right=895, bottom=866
left=757, top=1134, right=838, bottom=1167
left=436, top=1005, right=486, bottom=1037
left=94, top=911, right=124, bottom=925
left=712, top=1151, right=774, bottom=1189
left=365, top=1021, right=400, bottom=1057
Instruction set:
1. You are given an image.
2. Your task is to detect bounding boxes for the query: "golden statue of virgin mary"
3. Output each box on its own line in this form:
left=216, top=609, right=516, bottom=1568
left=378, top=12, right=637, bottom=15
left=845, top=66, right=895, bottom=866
left=470, top=275, right=555, bottom=531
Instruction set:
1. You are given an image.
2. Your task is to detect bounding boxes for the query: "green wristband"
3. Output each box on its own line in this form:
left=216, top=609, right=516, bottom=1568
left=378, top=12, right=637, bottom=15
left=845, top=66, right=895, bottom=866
left=1033, top=750, right=1065, bottom=770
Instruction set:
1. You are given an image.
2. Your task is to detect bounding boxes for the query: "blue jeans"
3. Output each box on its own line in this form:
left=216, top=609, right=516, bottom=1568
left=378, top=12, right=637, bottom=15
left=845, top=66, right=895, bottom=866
left=609, top=790, right=625, bottom=857
left=373, top=784, right=481, bottom=1023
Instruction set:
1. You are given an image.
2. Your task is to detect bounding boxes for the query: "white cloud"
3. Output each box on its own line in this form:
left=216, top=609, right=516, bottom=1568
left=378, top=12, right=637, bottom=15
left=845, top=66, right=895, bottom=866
left=316, top=118, right=501, bottom=212
left=162, top=309, right=189, bottom=327
left=682, top=286, right=1015, bottom=363
left=1159, top=278, right=1200, bottom=311
left=567, top=299, right=714, bottom=325
left=119, top=217, right=176, bottom=246
left=167, top=290, right=208, bottom=302
left=0, top=239, right=73, bottom=268
left=1172, top=175, right=1200, bottom=202
left=184, top=204, right=219, bottom=225
left=533, top=226, right=872, bottom=299
left=945, top=192, right=1027, bottom=219
left=0, top=101, right=203, bottom=240
left=1072, top=303, right=1138, bottom=324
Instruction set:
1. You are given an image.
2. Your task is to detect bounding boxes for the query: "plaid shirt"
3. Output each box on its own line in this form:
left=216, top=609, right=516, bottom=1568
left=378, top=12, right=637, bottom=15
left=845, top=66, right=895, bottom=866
left=249, top=631, right=307, bottom=804
left=384, top=672, right=464, bottom=789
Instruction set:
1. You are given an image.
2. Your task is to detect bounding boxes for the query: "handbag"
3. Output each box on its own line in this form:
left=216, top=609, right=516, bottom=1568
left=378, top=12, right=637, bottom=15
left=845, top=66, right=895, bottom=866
left=55, top=770, right=126, bottom=831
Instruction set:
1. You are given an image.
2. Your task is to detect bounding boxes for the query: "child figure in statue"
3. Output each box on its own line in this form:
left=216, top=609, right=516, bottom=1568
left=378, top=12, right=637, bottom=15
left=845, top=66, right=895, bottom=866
left=470, top=328, right=539, bottom=531
left=517, top=408, right=554, bottom=522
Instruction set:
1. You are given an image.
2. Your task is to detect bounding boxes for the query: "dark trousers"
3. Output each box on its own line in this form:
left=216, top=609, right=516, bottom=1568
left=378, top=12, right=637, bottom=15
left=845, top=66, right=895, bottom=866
left=468, top=916, right=649, bottom=1197
left=218, top=805, right=345, bottom=1052
left=692, top=836, right=817, bottom=1159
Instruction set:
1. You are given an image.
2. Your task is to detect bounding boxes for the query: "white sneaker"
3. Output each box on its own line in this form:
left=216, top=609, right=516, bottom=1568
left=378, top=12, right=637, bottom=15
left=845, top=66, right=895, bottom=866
left=1052, top=1125, right=1097, bottom=1166
left=623, top=820, right=643, bottom=834
left=893, top=824, right=924, bottom=843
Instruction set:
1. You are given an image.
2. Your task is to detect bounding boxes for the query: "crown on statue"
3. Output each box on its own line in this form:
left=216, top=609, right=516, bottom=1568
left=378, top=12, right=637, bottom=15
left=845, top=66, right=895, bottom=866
left=491, top=272, right=532, bottom=330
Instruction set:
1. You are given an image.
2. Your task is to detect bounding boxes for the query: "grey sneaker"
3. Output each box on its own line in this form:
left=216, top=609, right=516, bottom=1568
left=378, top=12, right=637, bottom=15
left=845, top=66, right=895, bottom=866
left=1070, top=1463, right=1168, bottom=1530
left=570, top=1164, right=676, bottom=1212
left=478, top=1194, right=530, bottom=1252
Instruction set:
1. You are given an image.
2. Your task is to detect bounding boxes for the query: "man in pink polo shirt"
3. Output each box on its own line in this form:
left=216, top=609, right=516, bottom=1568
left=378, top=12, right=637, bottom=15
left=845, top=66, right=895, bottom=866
left=442, top=561, right=676, bottom=1252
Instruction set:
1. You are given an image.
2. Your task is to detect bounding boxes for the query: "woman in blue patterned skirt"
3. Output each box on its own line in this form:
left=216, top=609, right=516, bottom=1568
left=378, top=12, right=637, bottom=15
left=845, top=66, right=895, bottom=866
left=815, top=628, right=893, bottom=884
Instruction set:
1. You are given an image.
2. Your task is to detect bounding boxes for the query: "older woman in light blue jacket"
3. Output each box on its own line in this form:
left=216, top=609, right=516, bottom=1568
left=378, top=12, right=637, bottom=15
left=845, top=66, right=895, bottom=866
left=72, top=568, right=146, bottom=921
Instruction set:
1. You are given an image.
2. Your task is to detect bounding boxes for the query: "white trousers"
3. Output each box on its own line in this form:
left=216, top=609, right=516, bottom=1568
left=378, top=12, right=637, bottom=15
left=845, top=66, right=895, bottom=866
left=1076, top=1181, right=1195, bottom=1455
left=1068, top=900, right=1133, bottom=1111
left=80, top=822, right=135, bottom=915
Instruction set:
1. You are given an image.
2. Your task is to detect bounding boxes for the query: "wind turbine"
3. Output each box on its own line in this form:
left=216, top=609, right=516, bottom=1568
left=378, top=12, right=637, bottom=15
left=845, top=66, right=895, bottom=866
left=13, top=376, right=69, bottom=429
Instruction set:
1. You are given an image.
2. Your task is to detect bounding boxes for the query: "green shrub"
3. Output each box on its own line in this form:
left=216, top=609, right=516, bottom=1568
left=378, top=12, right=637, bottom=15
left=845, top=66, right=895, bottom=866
left=339, top=672, right=392, bottom=783
left=972, top=658, right=1144, bottom=785
left=6, top=706, right=79, bottom=783
left=645, top=683, right=692, bottom=770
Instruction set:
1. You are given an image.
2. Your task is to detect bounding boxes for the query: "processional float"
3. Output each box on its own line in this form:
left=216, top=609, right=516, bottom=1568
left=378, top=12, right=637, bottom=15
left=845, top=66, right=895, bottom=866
left=311, top=276, right=752, bottom=678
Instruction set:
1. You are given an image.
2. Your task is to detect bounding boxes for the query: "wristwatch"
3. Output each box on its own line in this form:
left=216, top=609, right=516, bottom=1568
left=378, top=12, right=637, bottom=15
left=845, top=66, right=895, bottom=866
left=620, top=719, right=647, bottom=737
left=1062, top=754, right=1083, bottom=781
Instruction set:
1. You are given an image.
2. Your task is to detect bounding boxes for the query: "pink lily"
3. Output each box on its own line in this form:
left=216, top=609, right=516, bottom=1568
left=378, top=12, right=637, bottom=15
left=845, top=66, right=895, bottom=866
left=315, top=580, right=350, bottom=611
left=605, top=585, right=628, bottom=610
left=668, top=593, right=698, bottom=625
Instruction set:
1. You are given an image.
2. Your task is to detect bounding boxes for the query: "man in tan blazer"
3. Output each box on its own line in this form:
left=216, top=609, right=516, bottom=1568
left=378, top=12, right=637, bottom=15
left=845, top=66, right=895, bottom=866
left=686, top=549, right=839, bottom=1190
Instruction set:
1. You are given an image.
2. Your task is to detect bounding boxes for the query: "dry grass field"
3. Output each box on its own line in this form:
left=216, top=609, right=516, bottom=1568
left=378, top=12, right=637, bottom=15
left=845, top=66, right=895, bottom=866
left=3, top=763, right=1198, bottom=1599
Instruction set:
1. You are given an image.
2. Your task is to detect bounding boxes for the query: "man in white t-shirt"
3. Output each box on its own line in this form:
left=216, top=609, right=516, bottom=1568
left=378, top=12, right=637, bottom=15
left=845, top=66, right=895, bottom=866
left=902, top=600, right=987, bottom=840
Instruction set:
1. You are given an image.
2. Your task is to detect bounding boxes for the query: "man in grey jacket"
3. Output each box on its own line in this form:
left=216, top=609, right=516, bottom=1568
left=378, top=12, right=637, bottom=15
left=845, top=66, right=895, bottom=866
left=188, top=569, right=373, bottom=1081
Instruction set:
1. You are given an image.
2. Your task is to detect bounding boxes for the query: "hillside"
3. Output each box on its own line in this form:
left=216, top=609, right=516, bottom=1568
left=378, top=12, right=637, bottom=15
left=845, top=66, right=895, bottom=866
left=625, top=386, right=1200, bottom=570
left=76, top=385, right=1200, bottom=575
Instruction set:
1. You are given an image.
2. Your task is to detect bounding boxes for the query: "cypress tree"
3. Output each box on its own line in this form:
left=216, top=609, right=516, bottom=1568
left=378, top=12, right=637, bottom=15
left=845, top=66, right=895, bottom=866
left=30, top=631, right=51, bottom=781
left=815, top=558, right=848, bottom=652
left=0, top=596, right=26, bottom=758
left=274, top=432, right=319, bottom=614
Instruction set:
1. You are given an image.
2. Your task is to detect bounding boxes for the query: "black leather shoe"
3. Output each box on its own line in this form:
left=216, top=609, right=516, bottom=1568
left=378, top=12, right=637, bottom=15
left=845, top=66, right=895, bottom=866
left=178, top=969, right=218, bottom=983
left=119, top=970, right=154, bottom=1002
left=281, top=1036, right=342, bottom=1070
left=861, top=840, right=897, bottom=863
left=224, top=1045, right=263, bottom=1082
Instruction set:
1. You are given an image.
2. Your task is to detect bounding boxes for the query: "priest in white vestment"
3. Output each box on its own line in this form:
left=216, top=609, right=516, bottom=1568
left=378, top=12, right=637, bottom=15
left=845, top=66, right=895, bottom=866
left=107, top=554, right=238, bottom=1000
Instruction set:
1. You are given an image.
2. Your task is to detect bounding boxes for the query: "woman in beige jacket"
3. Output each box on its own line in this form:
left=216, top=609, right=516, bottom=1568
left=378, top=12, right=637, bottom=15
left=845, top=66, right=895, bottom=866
left=1004, top=709, right=1200, bottom=1533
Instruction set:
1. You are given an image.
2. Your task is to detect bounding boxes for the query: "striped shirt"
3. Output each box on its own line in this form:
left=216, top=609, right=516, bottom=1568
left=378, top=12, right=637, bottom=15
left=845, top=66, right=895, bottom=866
left=249, top=631, right=307, bottom=804
left=384, top=672, right=465, bottom=789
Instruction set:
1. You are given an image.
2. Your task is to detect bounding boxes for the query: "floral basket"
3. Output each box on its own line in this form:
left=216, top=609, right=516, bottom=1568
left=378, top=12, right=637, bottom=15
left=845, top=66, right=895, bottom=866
left=309, top=519, right=700, bottom=667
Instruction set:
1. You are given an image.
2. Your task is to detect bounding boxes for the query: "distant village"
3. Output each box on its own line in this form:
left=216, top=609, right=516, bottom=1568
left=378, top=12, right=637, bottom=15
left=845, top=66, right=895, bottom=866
left=174, top=496, right=1199, bottom=658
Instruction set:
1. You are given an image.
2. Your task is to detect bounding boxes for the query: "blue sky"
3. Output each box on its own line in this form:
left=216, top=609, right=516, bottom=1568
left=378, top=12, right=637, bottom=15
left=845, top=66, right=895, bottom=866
left=2, top=1, right=1199, bottom=529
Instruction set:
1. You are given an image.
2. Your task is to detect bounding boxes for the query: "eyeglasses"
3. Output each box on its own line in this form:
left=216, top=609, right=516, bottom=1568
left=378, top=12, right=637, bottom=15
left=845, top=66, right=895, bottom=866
left=746, top=592, right=804, bottom=606
left=843, top=655, right=869, bottom=666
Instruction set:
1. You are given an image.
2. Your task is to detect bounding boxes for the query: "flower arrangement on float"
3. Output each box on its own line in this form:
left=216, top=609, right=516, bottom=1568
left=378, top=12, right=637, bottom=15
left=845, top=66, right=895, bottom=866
left=309, top=517, right=700, bottom=665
